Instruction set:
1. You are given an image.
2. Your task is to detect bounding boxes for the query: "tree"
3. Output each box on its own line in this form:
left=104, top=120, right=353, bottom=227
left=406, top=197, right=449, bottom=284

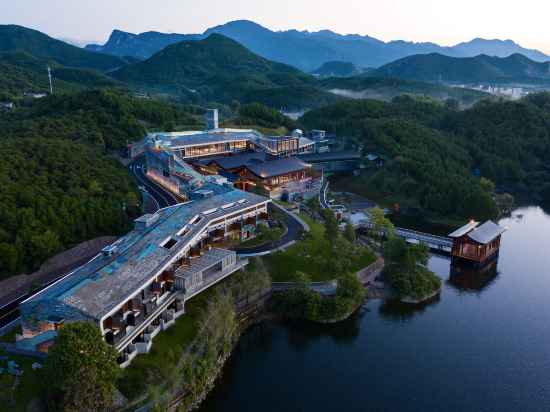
left=480, top=177, right=495, bottom=193
left=292, top=271, right=311, bottom=289
left=344, top=222, right=356, bottom=243
left=42, top=322, right=120, bottom=412
left=369, top=207, right=394, bottom=241
left=321, top=208, right=339, bottom=244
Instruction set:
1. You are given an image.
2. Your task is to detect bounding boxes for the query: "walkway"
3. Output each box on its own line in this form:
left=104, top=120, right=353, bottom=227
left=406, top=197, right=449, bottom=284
left=235, top=203, right=309, bottom=257
left=321, top=181, right=453, bottom=253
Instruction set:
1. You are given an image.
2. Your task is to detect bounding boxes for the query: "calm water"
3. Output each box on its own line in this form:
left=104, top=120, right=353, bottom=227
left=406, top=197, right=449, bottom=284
left=199, top=207, right=550, bottom=412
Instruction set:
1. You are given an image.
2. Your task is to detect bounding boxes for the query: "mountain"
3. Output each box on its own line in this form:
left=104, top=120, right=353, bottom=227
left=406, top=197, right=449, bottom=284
left=373, top=53, right=550, bottom=84
left=111, top=34, right=338, bottom=109
left=0, top=25, right=128, bottom=71
left=453, top=38, right=550, bottom=62
left=311, top=61, right=360, bottom=77
left=85, top=29, right=201, bottom=60
left=0, top=52, right=118, bottom=98
left=87, top=20, right=550, bottom=71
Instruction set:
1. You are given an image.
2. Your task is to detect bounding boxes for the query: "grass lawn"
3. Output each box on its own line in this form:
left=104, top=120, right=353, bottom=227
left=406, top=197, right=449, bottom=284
left=239, top=227, right=285, bottom=249
left=0, top=349, right=44, bottom=412
left=264, top=214, right=375, bottom=282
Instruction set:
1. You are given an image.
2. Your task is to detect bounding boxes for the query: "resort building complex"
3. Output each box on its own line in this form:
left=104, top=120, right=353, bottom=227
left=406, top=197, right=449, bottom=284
left=16, top=108, right=329, bottom=365
left=17, top=187, right=270, bottom=367
left=141, top=109, right=323, bottom=201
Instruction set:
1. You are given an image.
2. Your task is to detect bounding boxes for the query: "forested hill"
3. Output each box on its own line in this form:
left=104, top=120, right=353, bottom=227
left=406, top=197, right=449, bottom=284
left=111, top=34, right=339, bottom=109
left=374, top=53, right=550, bottom=84
left=300, top=94, right=550, bottom=219
left=0, top=25, right=128, bottom=71
left=0, top=52, right=119, bottom=99
left=0, top=91, right=204, bottom=278
left=311, top=61, right=359, bottom=77
left=0, top=89, right=202, bottom=151
left=0, top=139, right=139, bottom=277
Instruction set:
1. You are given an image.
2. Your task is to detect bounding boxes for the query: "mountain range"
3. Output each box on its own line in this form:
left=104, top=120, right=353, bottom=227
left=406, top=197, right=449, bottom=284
left=374, top=53, right=550, bottom=84
left=111, top=34, right=339, bottom=109
left=0, top=25, right=128, bottom=71
left=85, top=20, right=550, bottom=71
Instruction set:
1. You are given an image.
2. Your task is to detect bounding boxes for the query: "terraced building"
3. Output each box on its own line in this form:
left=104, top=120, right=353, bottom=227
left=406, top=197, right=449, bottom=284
left=17, top=187, right=270, bottom=367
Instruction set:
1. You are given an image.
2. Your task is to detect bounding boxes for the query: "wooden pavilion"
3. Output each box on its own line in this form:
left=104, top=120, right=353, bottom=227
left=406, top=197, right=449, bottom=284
left=449, top=220, right=506, bottom=266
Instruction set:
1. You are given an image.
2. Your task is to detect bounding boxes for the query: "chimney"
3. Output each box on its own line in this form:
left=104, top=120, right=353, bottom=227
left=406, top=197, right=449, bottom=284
left=205, top=109, right=219, bottom=131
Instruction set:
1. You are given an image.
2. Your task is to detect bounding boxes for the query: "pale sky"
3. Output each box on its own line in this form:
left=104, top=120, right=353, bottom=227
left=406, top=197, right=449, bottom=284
left=2, top=0, right=549, bottom=53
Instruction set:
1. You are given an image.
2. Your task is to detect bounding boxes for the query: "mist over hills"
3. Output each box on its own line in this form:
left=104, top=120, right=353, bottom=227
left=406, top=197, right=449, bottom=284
left=85, top=20, right=550, bottom=71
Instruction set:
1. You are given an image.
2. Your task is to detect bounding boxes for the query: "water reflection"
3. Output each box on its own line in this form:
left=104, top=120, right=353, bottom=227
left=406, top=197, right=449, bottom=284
left=284, top=310, right=364, bottom=349
left=447, top=261, right=499, bottom=294
left=378, top=295, right=440, bottom=321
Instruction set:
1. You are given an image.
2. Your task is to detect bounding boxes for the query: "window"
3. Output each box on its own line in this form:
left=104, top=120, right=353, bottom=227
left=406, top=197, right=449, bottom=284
left=162, top=238, right=178, bottom=249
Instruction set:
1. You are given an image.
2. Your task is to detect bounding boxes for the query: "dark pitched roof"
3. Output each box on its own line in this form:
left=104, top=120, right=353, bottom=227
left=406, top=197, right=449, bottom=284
left=246, top=157, right=310, bottom=179
left=204, top=152, right=266, bottom=170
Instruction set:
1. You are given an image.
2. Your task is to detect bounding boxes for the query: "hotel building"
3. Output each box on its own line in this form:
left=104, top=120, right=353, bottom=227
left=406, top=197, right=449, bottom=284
left=17, top=188, right=270, bottom=367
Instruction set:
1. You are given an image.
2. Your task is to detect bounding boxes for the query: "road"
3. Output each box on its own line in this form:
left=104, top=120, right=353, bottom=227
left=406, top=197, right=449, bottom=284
left=233, top=203, right=305, bottom=255
left=128, top=155, right=180, bottom=210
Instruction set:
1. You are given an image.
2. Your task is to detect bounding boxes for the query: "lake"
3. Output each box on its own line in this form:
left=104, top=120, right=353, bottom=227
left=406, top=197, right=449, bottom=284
left=198, top=207, right=550, bottom=412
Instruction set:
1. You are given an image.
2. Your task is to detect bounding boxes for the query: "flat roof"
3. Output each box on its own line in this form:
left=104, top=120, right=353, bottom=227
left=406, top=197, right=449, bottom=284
left=25, top=188, right=269, bottom=320
left=175, top=248, right=234, bottom=278
left=149, top=129, right=260, bottom=150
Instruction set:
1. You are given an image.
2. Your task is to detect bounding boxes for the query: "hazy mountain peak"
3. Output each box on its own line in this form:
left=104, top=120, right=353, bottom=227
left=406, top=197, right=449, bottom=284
left=84, top=20, right=550, bottom=71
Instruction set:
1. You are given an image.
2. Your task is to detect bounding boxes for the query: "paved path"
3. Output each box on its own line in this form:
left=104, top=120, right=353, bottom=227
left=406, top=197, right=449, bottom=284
left=129, top=155, right=180, bottom=209
left=234, top=203, right=307, bottom=256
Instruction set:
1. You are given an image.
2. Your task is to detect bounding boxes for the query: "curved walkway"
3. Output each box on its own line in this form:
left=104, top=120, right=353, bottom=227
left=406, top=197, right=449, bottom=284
left=235, top=203, right=309, bottom=256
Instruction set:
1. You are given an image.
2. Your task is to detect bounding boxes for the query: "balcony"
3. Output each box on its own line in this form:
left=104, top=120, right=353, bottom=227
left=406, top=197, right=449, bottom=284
left=119, top=344, right=138, bottom=368
left=127, top=310, right=142, bottom=327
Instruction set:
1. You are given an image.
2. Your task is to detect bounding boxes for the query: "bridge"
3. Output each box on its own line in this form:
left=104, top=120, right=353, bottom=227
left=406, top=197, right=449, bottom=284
left=298, top=150, right=361, bottom=173
left=320, top=181, right=453, bottom=254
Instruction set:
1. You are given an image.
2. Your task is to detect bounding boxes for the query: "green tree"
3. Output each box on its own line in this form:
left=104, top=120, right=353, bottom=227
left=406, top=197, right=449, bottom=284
left=344, top=222, right=356, bottom=243
left=369, top=207, right=395, bottom=241
left=321, top=208, right=339, bottom=244
left=42, top=322, right=120, bottom=412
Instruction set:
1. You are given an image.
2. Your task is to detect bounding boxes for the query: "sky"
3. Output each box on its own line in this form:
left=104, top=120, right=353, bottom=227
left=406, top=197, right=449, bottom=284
left=2, top=0, right=550, bottom=53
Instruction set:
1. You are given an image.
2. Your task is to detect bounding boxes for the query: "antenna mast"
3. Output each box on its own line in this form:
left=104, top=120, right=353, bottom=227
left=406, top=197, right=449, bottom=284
left=47, top=66, right=53, bottom=94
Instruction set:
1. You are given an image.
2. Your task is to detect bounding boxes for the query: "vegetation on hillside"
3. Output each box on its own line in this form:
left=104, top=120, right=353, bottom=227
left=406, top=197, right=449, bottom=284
left=373, top=52, right=550, bottom=84
left=0, top=25, right=128, bottom=71
left=0, top=138, right=139, bottom=277
left=301, top=94, right=550, bottom=220
left=0, top=89, right=202, bottom=151
left=232, top=102, right=297, bottom=130
left=112, top=34, right=339, bottom=109
left=0, top=52, right=120, bottom=99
